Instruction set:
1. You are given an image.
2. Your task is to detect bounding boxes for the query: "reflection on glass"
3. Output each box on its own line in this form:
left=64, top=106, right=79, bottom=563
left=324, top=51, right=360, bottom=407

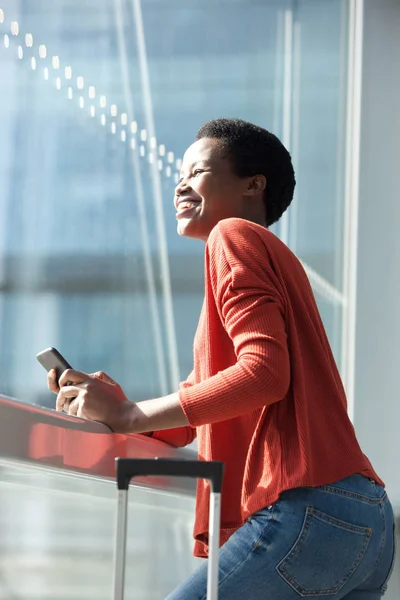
left=314, top=289, right=343, bottom=369
left=25, top=32, right=33, bottom=47
left=38, top=43, right=46, bottom=59
left=0, top=463, right=198, bottom=599
left=10, top=20, right=19, bottom=36
left=0, top=0, right=349, bottom=408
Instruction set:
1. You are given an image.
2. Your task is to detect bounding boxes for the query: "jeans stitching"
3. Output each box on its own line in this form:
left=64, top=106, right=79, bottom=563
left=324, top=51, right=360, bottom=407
left=252, top=505, right=275, bottom=551
left=378, top=503, right=388, bottom=590
left=380, top=510, right=396, bottom=592
left=317, top=485, right=387, bottom=505
left=309, top=507, right=373, bottom=535
left=277, top=506, right=372, bottom=596
left=199, top=507, right=275, bottom=600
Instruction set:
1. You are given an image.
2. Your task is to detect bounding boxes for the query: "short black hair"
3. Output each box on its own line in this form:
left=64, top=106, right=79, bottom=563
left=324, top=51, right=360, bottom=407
left=196, top=118, right=296, bottom=227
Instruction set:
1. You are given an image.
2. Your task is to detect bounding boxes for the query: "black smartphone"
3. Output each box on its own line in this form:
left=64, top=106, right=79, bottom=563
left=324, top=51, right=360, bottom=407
left=36, top=347, right=72, bottom=382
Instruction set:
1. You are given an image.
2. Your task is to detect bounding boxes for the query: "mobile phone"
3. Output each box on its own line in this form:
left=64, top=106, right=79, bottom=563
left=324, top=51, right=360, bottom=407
left=36, top=347, right=72, bottom=382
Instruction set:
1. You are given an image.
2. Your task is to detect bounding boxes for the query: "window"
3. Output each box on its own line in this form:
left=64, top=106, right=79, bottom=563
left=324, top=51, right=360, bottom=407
left=0, top=0, right=350, bottom=407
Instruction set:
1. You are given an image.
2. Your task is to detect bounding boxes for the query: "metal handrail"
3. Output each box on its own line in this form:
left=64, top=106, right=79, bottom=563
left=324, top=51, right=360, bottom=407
left=0, top=395, right=197, bottom=496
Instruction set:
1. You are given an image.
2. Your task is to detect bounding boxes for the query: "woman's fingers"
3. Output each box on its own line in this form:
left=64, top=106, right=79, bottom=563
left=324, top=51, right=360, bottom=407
left=62, top=395, right=89, bottom=419
left=48, top=368, right=89, bottom=398
left=67, top=398, right=80, bottom=417
left=91, top=371, right=117, bottom=385
left=76, top=401, right=87, bottom=419
left=56, top=385, right=81, bottom=412
left=47, top=369, right=60, bottom=394
left=58, top=369, right=89, bottom=388
left=54, top=370, right=129, bottom=428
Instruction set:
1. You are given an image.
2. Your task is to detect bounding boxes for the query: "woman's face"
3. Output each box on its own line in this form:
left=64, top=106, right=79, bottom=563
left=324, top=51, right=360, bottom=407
left=174, top=137, right=254, bottom=241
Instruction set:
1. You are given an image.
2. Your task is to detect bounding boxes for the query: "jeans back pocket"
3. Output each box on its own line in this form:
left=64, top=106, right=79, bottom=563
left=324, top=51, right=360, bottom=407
left=277, top=506, right=372, bottom=596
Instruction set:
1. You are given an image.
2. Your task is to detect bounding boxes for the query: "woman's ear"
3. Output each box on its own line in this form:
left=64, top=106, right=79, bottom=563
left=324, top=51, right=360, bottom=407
left=243, top=174, right=267, bottom=197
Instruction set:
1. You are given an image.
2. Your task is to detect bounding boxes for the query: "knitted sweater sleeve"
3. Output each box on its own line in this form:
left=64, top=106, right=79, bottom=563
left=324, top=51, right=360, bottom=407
left=179, top=219, right=290, bottom=426
left=142, top=371, right=197, bottom=447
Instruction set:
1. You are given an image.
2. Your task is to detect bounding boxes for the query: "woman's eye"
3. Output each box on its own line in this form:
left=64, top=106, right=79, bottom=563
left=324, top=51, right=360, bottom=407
left=193, top=169, right=204, bottom=176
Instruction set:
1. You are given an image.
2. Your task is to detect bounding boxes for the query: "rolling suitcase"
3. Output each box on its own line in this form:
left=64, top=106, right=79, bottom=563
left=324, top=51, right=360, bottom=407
left=113, top=457, right=225, bottom=600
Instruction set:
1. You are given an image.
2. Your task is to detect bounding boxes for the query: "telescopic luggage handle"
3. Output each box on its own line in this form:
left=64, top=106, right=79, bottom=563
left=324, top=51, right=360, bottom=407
left=116, top=457, right=224, bottom=492
left=113, top=457, right=225, bottom=600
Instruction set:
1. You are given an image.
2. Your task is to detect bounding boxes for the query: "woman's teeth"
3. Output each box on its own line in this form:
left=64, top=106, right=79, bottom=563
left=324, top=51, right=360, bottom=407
left=178, top=202, right=199, bottom=211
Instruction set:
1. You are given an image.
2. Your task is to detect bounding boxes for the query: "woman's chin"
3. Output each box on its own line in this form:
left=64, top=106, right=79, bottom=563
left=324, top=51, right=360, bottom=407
left=177, top=218, right=208, bottom=241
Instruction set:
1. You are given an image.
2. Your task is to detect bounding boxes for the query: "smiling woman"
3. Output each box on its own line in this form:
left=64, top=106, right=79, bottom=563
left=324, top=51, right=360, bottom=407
left=175, top=136, right=267, bottom=241
left=49, top=117, right=395, bottom=600
left=174, top=119, right=295, bottom=242
left=0, top=1, right=395, bottom=597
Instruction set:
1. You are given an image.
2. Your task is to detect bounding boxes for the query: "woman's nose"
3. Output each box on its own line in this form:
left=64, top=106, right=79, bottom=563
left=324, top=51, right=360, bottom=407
left=175, top=177, right=191, bottom=195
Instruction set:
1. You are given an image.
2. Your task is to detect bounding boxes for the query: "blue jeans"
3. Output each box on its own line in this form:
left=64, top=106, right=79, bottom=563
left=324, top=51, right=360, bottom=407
left=166, top=474, right=396, bottom=599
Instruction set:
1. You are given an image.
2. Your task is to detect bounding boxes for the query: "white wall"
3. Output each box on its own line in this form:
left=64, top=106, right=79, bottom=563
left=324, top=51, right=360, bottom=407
left=355, top=1, right=400, bottom=597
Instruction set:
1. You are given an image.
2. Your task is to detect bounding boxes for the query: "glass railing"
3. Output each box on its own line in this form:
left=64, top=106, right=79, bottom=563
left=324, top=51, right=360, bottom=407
left=0, top=395, right=200, bottom=599
left=1, top=395, right=399, bottom=599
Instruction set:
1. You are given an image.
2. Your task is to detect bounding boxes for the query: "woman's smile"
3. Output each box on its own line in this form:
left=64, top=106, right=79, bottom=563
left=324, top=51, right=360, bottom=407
left=175, top=196, right=202, bottom=219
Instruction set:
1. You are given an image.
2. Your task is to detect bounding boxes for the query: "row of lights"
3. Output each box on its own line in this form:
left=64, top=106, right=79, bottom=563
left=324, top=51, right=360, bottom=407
left=0, top=7, right=183, bottom=183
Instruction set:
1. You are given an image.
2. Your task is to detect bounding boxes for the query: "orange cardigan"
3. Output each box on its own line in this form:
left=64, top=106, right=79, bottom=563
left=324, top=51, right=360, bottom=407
left=150, top=218, right=382, bottom=558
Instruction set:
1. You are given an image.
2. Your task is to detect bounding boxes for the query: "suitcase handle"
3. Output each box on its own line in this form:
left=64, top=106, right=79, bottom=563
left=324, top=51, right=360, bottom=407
left=113, top=457, right=224, bottom=599
left=116, top=457, right=224, bottom=493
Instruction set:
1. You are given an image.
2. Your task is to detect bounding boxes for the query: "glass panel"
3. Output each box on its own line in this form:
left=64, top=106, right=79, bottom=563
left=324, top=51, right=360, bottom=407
left=313, top=290, right=343, bottom=369
left=0, top=0, right=349, bottom=407
left=286, top=0, right=348, bottom=290
left=0, top=462, right=198, bottom=599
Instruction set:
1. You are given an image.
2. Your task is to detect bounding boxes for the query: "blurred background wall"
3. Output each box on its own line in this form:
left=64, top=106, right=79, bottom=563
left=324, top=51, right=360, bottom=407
left=355, top=0, right=400, bottom=595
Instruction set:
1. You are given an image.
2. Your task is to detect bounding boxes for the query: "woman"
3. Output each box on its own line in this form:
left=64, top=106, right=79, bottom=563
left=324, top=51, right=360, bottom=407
left=49, top=118, right=395, bottom=599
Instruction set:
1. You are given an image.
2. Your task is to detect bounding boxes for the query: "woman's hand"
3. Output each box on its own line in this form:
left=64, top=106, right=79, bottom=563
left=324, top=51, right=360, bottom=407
left=48, top=368, right=136, bottom=433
